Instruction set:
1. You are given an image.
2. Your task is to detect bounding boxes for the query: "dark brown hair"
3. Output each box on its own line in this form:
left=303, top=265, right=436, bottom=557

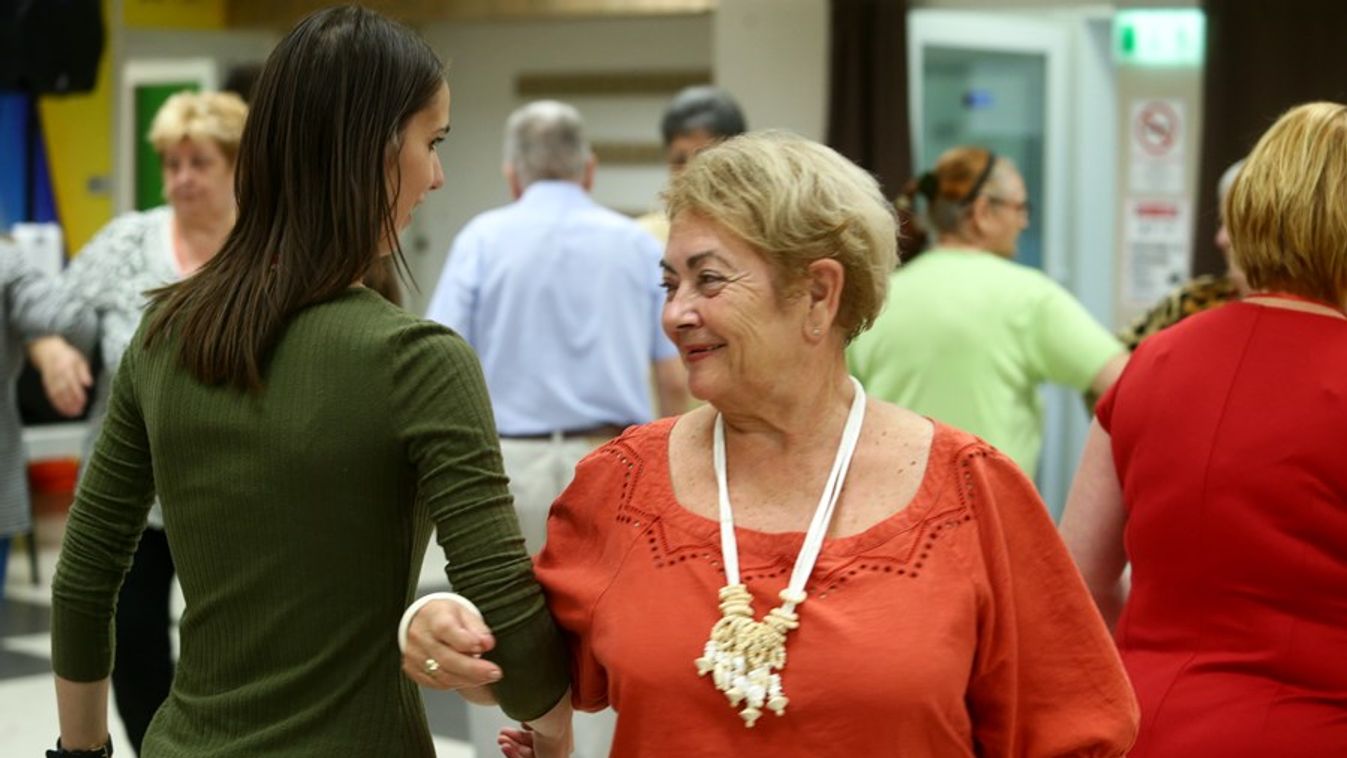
left=145, top=5, right=442, bottom=388
left=363, top=257, right=403, bottom=307
left=894, top=146, right=998, bottom=261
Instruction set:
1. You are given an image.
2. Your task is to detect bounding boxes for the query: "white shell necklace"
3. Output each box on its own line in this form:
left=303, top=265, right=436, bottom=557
left=694, top=375, right=867, bottom=727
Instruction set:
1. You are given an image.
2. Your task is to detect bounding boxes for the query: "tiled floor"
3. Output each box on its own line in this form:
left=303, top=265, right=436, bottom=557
left=1, top=515, right=476, bottom=756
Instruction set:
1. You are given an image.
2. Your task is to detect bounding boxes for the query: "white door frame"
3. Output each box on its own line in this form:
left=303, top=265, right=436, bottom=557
left=908, top=9, right=1072, bottom=281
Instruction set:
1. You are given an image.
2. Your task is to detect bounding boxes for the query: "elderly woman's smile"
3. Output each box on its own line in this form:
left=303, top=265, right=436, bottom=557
left=682, top=342, right=725, bottom=361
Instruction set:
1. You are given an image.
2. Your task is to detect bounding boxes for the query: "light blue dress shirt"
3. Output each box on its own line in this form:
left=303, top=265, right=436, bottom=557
left=426, top=181, right=677, bottom=435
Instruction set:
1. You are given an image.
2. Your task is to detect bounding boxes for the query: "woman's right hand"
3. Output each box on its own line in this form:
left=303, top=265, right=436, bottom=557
left=401, top=598, right=502, bottom=703
left=498, top=691, right=574, bottom=758
left=499, top=726, right=536, bottom=758
left=28, top=336, right=92, bottom=417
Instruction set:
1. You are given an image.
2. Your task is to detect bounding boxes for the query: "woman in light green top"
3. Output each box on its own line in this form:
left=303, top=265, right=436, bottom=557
left=848, top=146, right=1126, bottom=475
left=48, top=7, right=569, bottom=756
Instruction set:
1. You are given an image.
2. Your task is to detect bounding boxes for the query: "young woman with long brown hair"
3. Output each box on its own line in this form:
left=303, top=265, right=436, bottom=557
left=48, top=7, right=568, bottom=756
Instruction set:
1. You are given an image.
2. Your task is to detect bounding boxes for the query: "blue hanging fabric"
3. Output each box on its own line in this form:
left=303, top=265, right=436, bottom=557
left=0, top=92, right=29, bottom=228
left=30, top=108, right=57, bottom=224
left=0, top=92, right=58, bottom=227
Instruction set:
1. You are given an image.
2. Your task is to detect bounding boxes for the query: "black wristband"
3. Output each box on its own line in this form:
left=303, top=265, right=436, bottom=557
left=46, top=737, right=112, bottom=757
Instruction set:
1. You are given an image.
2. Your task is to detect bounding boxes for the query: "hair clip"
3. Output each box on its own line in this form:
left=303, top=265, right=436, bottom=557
left=917, top=172, right=939, bottom=201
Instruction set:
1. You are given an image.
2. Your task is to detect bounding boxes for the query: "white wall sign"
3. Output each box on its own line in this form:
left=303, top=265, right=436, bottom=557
left=1128, top=98, right=1185, bottom=194
left=1122, top=197, right=1191, bottom=305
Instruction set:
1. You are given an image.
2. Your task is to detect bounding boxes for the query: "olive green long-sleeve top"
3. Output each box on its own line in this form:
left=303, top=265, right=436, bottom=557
left=51, top=288, right=569, bottom=756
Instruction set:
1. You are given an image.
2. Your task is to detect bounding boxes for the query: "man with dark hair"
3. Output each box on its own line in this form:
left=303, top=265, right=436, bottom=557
left=638, top=85, right=747, bottom=243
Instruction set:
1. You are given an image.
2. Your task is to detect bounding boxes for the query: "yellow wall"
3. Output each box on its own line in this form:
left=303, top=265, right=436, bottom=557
left=37, top=0, right=116, bottom=255
left=124, top=0, right=225, bottom=29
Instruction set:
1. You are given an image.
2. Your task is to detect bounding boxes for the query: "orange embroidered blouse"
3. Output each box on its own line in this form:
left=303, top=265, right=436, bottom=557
left=534, top=419, right=1138, bottom=757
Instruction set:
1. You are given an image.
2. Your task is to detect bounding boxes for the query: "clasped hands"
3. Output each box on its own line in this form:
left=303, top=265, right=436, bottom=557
left=401, top=597, right=573, bottom=758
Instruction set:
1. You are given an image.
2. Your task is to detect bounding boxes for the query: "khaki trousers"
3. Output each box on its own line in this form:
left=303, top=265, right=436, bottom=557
left=468, top=434, right=617, bottom=757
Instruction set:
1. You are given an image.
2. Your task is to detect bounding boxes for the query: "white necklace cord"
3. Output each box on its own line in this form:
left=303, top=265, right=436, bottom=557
left=713, top=375, right=867, bottom=604
left=698, top=376, right=867, bottom=727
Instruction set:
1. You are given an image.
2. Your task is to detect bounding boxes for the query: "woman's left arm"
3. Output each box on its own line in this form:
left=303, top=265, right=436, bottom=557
left=389, top=321, right=569, bottom=723
left=960, top=446, right=1138, bottom=758
left=50, top=331, right=156, bottom=751
left=1060, top=419, right=1130, bottom=629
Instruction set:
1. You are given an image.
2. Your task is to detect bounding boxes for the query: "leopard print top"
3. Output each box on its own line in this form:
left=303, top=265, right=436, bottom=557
left=1118, top=274, right=1240, bottom=352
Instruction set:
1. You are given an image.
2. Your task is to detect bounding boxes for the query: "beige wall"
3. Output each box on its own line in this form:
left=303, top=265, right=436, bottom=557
left=410, top=1, right=837, bottom=316
left=408, top=14, right=713, bottom=314
left=103, top=3, right=837, bottom=316
left=712, top=0, right=829, bottom=141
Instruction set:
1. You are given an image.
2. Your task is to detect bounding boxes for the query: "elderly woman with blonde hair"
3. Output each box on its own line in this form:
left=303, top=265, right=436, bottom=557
left=32, top=89, right=246, bottom=754
left=405, top=131, right=1138, bottom=757
left=1062, top=102, right=1347, bottom=756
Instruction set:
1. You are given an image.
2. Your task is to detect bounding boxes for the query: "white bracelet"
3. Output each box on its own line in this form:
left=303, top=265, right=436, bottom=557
left=397, top=592, right=485, bottom=652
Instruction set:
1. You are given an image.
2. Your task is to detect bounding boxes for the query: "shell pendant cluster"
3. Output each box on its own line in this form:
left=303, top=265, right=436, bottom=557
left=694, top=376, right=867, bottom=728
left=695, top=583, right=805, bottom=726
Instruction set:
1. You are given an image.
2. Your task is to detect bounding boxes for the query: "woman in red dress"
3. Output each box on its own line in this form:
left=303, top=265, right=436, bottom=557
left=1062, top=101, right=1347, bottom=756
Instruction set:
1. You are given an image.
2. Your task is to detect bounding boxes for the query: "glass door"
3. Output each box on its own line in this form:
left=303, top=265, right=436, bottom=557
left=920, top=46, right=1048, bottom=269
left=909, top=9, right=1070, bottom=277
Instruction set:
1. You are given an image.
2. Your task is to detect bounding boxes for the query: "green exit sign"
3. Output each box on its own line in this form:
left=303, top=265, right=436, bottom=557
left=1114, top=9, right=1206, bottom=67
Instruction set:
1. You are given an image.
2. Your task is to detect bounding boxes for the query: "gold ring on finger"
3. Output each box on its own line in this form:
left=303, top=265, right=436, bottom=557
left=423, top=657, right=441, bottom=675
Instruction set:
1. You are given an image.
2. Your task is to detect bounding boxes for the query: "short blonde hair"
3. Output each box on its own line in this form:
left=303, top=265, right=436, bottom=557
left=664, top=131, right=897, bottom=342
left=148, top=91, right=248, bottom=163
left=1226, top=102, right=1347, bottom=304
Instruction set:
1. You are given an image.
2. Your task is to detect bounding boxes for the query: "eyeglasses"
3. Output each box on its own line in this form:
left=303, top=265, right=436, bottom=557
left=986, top=196, right=1031, bottom=217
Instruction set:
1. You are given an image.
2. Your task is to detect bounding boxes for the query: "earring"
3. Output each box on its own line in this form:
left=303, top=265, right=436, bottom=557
left=812, top=327, right=822, bottom=336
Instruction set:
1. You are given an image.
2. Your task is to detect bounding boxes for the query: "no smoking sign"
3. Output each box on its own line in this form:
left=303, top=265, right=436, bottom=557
left=1134, top=100, right=1182, bottom=157
left=1128, top=98, right=1186, bottom=194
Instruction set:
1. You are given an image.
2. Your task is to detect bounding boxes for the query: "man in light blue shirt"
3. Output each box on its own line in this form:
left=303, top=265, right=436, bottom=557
left=426, top=99, right=686, bottom=758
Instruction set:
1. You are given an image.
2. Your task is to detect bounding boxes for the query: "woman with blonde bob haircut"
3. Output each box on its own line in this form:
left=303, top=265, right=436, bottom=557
left=417, top=131, right=1138, bottom=758
left=1062, top=101, right=1347, bottom=757
left=1224, top=102, right=1347, bottom=305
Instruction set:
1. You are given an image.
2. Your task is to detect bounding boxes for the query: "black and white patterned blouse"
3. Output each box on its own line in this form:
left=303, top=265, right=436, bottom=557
left=59, top=206, right=181, bottom=528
